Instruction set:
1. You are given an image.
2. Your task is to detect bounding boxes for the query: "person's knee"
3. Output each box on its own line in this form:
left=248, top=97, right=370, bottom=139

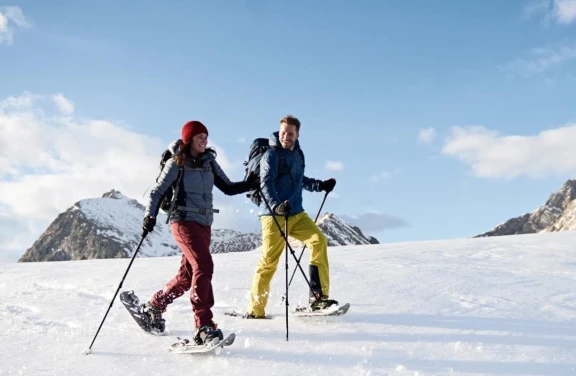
left=318, top=232, right=328, bottom=248
left=309, top=231, right=328, bottom=250
left=256, top=261, right=279, bottom=276
left=196, top=259, right=214, bottom=275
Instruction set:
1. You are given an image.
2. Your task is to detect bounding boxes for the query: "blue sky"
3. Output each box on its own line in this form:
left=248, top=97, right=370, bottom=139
left=1, top=0, right=576, bottom=262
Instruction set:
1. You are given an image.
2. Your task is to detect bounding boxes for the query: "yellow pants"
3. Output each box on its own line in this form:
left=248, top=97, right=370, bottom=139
left=247, top=211, right=329, bottom=316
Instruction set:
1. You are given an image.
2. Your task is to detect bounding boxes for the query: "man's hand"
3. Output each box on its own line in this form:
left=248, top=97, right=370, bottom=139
left=274, top=200, right=291, bottom=216
left=143, top=216, right=156, bottom=233
left=321, top=178, right=336, bottom=193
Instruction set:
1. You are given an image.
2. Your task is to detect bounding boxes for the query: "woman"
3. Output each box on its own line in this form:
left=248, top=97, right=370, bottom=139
left=140, top=120, right=258, bottom=345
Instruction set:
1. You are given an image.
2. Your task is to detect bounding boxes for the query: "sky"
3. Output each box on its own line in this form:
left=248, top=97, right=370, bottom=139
left=2, top=231, right=576, bottom=374
left=2, top=0, right=576, bottom=263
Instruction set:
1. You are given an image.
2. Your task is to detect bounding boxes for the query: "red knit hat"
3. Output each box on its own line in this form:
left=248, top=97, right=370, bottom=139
left=181, top=121, right=208, bottom=144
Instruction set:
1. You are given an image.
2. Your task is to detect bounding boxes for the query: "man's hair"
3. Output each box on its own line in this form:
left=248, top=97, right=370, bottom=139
left=280, top=114, right=301, bottom=132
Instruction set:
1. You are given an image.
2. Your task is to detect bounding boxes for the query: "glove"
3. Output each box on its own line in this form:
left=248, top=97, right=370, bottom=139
left=143, top=216, right=156, bottom=233
left=274, top=200, right=291, bottom=216
left=246, top=171, right=260, bottom=189
left=321, top=178, right=336, bottom=193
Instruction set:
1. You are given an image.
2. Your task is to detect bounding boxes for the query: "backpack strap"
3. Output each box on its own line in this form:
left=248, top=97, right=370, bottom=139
left=165, top=166, right=185, bottom=224
left=184, top=166, right=212, bottom=171
left=175, top=206, right=220, bottom=214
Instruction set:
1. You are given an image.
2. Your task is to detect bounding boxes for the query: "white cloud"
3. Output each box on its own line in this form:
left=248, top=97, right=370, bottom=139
left=525, top=0, right=576, bottom=24
left=0, top=92, right=33, bottom=110
left=442, top=123, right=576, bottom=179
left=0, top=92, right=164, bottom=220
left=52, top=94, right=75, bottom=114
left=0, top=6, right=32, bottom=46
left=499, top=42, right=576, bottom=76
left=555, top=0, right=576, bottom=22
left=370, top=171, right=393, bottom=182
left=340, top=211, right=410, bottom=232
left=325, top=160, right=344, bottom=171
left=0, top=92, right=253, bottom=259
left=418, top=127, right=437, bottom=144
left=0, top=14, right=7, bottom=34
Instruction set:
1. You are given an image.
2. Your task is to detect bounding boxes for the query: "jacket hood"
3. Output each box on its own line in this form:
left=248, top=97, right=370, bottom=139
left=167, top=139, right=181, bottom=155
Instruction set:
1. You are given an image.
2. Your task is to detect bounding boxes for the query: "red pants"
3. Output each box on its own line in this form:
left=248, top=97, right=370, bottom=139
left=150, top=221, right=213, bottom=328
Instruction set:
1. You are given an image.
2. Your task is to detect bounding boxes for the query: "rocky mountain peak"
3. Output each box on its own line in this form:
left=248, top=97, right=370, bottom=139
left=544, top=179, right=576, bottom=210
left=19, top=190, right=177, bottom=262
left=289, top=212, right=379, bottom=247
left=476, top=179, right=576, bottom=237
left=102, top=189, right=127, bottom=200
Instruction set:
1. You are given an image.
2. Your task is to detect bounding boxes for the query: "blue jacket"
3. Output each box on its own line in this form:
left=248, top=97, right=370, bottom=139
left=259, top=132, right=323, bottom=216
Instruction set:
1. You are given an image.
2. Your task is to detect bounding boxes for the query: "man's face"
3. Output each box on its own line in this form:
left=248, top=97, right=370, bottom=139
left=279, top=122, right=298, bottom=150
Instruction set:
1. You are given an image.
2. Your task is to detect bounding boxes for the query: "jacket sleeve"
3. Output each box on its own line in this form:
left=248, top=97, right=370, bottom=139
left=303, top=175, right=323, bottom=192
left=145, top=158, right=180, bottom=217
left=260, top=149, right=281, bottom=210
left=211, top=160, right=253, bottom=196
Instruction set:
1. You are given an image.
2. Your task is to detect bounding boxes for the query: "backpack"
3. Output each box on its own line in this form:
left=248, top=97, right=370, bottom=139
left=243, top=138, right=304, bottom=207
left=157, top=140, right=185, bottom=222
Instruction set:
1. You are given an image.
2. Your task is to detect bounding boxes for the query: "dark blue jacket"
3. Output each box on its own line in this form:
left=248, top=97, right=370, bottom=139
left=259, top=131, right=323, bottom=215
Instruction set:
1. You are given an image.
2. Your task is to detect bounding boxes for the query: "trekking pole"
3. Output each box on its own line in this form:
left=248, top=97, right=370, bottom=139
left=84, top=229, right=148, bottom=354
left=285, top=215, right=289, bottom=341
left=256, top=190, right=319, bottom=304
left=281, top=191, right=329, bottom=304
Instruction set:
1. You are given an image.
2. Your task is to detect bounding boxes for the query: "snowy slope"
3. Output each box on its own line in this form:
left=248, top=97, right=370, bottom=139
left=210, top=231, right=262, bottom=254
left=212, top=229, right=244, bottom=242
left=2, top=231, right=576, bottom=375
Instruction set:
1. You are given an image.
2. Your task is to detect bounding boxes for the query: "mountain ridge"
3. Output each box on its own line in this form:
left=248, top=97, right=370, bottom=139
left=19, top=190, right=379, bottom=262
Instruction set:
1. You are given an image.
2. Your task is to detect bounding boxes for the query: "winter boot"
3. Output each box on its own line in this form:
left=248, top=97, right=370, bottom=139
left=309, top=296, right=338, bottom=311
left=242, top=312, right=267, bottom=319
left=193, top=321, right=224, bottom=346
left=142, top=301, right=166, bottom=333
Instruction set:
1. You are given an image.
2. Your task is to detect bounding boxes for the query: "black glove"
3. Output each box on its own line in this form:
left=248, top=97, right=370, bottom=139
left=143, top=216, right=156, bottom=233
left=321, top=178, right=336, bottom=193
left=246, top=171, right=260, bottom=189
left=274, top=200, right=291, bottom=216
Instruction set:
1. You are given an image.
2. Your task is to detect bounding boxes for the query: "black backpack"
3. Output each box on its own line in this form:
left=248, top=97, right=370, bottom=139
left=157, top=140, right=185, bottom=222
left=243, top=138, right=304, bottom=206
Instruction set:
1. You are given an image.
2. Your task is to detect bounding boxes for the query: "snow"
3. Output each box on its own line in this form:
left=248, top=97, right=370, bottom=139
left=2, top=231, right=576, bottom=375
left=78, top=194, right=177, bottom=258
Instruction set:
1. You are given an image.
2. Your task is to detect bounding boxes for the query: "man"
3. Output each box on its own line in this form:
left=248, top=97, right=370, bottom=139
left=245, top=115, right=337, bottom=318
